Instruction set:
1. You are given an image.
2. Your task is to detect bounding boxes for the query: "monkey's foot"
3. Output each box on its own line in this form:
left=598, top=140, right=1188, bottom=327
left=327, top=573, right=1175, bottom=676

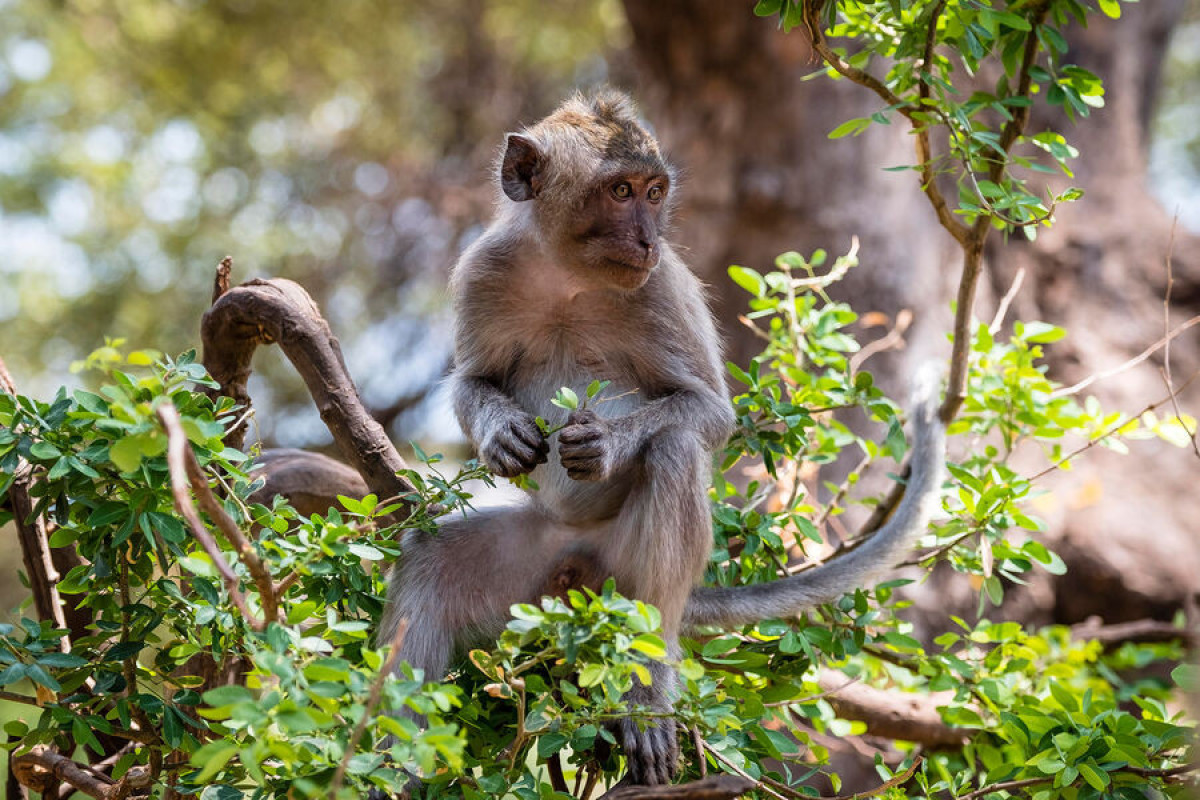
left=618, top=716, right=680, bottom=785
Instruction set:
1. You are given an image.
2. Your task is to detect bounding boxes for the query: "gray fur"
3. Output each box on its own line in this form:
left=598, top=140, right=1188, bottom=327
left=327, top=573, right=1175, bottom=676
left=379, top=91, right=945, bottom=787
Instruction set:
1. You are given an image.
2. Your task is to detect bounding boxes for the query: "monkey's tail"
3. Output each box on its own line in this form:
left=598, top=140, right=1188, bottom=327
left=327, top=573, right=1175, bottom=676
left=682, top=365, right=946, bottom=631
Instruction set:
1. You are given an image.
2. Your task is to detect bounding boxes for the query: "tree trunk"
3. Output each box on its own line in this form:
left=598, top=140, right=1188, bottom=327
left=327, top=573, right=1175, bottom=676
left=621, top=0, right=1200, bottom=627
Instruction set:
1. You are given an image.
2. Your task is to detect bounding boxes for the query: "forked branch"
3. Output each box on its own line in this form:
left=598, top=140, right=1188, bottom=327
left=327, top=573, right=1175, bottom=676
left=200, top=262, right=416, bottom=510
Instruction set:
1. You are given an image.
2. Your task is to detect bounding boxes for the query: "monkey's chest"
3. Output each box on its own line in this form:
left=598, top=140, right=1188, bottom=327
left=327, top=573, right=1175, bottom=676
left=506, top=336, right=645, bottom=524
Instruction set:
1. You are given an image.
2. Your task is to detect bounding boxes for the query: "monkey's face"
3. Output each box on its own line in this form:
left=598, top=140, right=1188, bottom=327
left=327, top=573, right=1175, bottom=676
left=500, top=128, right=673, bottom=292
left=565, top=171, right=669, bottom=290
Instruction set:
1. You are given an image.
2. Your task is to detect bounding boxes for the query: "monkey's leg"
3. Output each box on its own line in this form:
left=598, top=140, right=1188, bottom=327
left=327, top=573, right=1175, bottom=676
left=382, top=504, right=569, bottom=680
left=375, top=505, right=570, bottom=796
left=603, top=428, right=712, bottom=785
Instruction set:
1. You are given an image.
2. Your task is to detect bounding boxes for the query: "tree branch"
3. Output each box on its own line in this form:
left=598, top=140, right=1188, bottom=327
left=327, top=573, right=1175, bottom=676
left=1029, top=367, right=1200, bottom=481
left=817, top=670, right=967, bottom=748
left=598, top=775, right=756, bottom=800
left=157, top=402, right=269, bottom=630
left=1070, top=616, right=1197, bottom=649
left=331, top=619, right=408, bottom=798
left=10, top=747, right=149, bottom=800
left=199, top=261, right=416, bottom=513
left=0, top=360, right=72, bottom=649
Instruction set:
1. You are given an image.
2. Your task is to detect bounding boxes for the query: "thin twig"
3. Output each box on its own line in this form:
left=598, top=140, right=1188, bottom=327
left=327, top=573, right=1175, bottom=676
left=827, top=755, right=922, bottom=800
left=157, top=402, right=280, bottom=625
left=957, top=775, right=1049, bottom=800
left=849, top=310, right=912, bottom=374
left=957, top=761, right=1198, bottom=800
left=988, top=267, right=1026, bottom=335
left=1050, top=314, right=1200, bottom=398
left=1030, top=368, right=1200, bottom=481
left=765, top=675, right=863, bottom=708
left=330, top=619, right=409, bottom=798
left=690, top=725, right=707, bottom=778
left=1158, top=215, right=1200, bottom=458
left=157, top=403, right=261, bottom=629
left=696, top=737, right=788, bottom=800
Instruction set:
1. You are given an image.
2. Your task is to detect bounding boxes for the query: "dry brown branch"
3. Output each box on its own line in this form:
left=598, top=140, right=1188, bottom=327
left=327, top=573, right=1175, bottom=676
left=1030, top=368, right=1200, bottom=482
left=1070, top=616, right=1197, bottom=649
left=161, top=403, right=279, bottom=622
left=158, top=402, right=264, bottom=629
left=690, top=726, right=707, bottom=778
left=11, top=747, right=149, bottom=800
left=817, top=670, right=967, bottom=748
left=0, top=360, right=72, bottom=648
left=200, top=262, right=415, bottom=510
left=212, top=255, right=233, bottom=305
left=827, top=755, right=923, bottom=800
left=849, top=310, right=912, bottom=374
left=331, top=619, right=409, bottom=798
left=989, top=267, right=1026, bottom=335
left=597, top=775, right=756, bottom=800
left=1049, top=313, right=1200, bottom=399
left=693, top=740, right=788, bottom=800
left=1159, top=217, right=1200, bottom=459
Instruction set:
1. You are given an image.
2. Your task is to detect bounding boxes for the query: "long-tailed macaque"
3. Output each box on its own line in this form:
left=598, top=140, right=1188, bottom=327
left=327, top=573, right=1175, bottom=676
left=380, top=90, right=945, bottom=787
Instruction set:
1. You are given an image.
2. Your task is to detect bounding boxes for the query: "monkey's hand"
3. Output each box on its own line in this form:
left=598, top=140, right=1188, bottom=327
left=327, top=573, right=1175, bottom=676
left=559, top=409, right=633, bottom=482
left=478, top=409, right=549, bottom=478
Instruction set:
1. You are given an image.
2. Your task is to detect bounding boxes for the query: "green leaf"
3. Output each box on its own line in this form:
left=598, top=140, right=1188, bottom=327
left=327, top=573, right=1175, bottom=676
left=1078, top=762, right=1109, bottom=790
left=828, top=117, right=871, bottom=139
left=203, top=685, right=254, bottom=707
left=192, top=742, right=239, bottom=782
left=728, top=266, right=766, bottom=297
left=108, top=436, right=144, bottom=473
left=551, top=387, right=579, bottom=410
left=586, top=379, right=611, bottom=399
left=29, top=441, right=63, bottom=460
left=629, top=634, right=666, bottom=660
left=200, top=787, right=244, bottom=800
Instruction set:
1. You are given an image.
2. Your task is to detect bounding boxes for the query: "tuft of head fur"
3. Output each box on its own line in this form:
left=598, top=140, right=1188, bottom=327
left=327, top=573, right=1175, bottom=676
left=499, top=88, right=671, bottom=204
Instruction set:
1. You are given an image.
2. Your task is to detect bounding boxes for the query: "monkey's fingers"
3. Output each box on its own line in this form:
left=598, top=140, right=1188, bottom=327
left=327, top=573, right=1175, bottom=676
left=559, top=423, right=603, bottom=445
left=566, top=408, right=599, bottom=427
left=564, top=457, right=606, bottom=481
left=484, top=437, right=543, bottom=476
left=560, top=440, right=604, bottom=459
left=509, top=417, right=549, bottom=451
left=618, top=718, right=678, bottom=785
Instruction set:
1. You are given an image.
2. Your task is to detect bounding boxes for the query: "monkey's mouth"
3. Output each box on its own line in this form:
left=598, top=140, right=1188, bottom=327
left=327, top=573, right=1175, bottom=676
left=604, top=255, right=659, bottom=273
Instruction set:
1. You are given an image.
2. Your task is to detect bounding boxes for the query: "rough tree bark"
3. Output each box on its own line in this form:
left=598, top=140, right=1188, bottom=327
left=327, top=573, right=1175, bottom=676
left=621, top=0, right=1200, bottom=629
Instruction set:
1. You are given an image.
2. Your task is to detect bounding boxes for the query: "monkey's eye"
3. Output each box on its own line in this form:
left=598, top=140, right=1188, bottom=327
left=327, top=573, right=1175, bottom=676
left=612, top=182, right=633, bottom=199
left=647, top=185, right=665, bottom=203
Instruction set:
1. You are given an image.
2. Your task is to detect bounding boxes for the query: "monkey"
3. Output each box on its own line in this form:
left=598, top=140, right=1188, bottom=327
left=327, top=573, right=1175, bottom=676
left=378, top=89, right=945, bottom=789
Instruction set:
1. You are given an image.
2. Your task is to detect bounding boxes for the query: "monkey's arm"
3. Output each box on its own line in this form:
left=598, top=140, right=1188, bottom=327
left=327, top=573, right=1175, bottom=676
left=453, top=373, right=548, bottom=478
left=559, top=383, right=731, bottom=482
left=561, top=261, right=733, bottom=481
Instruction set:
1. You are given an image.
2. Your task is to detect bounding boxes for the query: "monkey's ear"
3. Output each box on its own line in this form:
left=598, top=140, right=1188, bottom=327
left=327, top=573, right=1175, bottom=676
left=501, top=134, right=543, bottom=202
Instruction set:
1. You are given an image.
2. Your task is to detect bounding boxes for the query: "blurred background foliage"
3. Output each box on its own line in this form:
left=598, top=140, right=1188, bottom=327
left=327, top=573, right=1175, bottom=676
left=0, top=0, right=627, bottom=449
left=2, top=0, right=1199, bottom=450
